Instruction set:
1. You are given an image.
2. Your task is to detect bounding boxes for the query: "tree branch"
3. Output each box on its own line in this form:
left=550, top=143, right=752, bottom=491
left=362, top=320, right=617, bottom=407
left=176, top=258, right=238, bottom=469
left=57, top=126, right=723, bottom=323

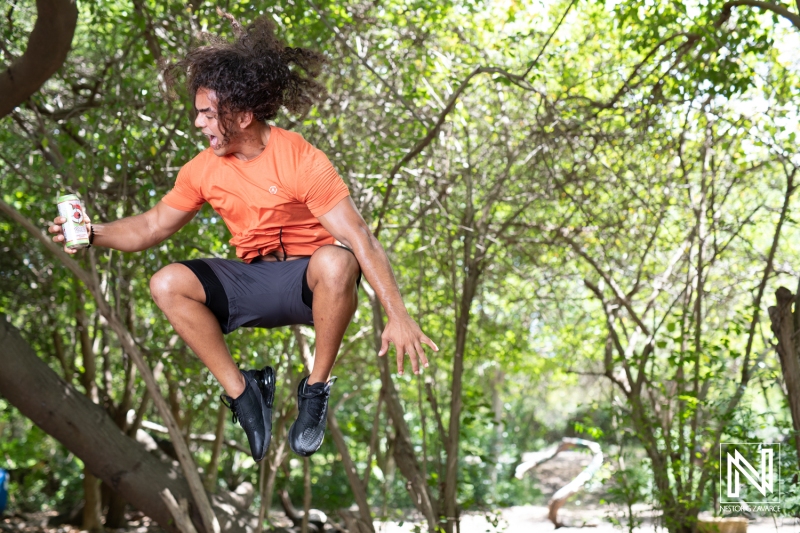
left=695, top=167, right=797, bottom=500
left=583, top=279, right=634, bottom=395
left=562, top=232, right=650, bottom=335
left=0, top=0, right=78, bottom=119
left=304, top=0, right=427, bottom=126
left=132, top=0, right=162, bottom=61
left=424, top=380, right=449, bottom=448
left=371, top=0, right=576, bottom=238
left=721, top=0, right=800, bottom=31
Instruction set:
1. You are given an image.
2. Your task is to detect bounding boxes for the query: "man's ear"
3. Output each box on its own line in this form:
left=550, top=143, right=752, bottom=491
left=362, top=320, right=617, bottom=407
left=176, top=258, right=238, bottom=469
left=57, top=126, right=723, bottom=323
left=238, top=111, right=254, bottom=130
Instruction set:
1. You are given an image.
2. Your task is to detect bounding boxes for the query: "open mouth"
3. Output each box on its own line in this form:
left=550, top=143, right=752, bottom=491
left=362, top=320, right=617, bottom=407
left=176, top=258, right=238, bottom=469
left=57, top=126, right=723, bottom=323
left=205, top=133, right=220, bottom=149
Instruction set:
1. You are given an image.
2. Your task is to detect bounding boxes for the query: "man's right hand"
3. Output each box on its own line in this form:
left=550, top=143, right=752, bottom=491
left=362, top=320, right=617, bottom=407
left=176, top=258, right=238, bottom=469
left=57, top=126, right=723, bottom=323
left=48, top=215, right=92, bottom=255
left=47, top=201, right=196, bottom=254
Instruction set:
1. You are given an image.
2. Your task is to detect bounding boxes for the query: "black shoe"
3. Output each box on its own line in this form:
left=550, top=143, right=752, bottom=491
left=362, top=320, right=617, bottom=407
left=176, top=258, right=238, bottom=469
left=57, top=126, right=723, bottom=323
left=288, top=376, right=336, bottom=457
left=221, top=367, right=274, bottom=462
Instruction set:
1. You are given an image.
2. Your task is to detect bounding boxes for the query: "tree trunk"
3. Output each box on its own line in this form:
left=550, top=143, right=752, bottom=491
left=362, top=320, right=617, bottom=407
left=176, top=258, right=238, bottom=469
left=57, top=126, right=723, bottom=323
left=205, top=403, right=227, bottom=493
left=105, top=486, right=128, bottom=529
left=114, top=352, right=137, bottom=430
left=768, top=285, right=800, bottom=466
left=106, top=352, right=136, bottom=527
left=75, top=288, right=99, bottom=404
left=487, top=370, right=504, bottom=490
left=443, top=271, right=480, bottom=533
left=75, top=288, right=104, bottom=531
left=0, top=318, right=256, bottom=533
left=82, top=470, right=103, bottom=533
left=301, top=458, right=311, bottom=533
left=51, top=328, right=71, bottom=380
left=365, top=286, right=438, bottom=531
left=259, top=418, right=290, bottom=532
left=327, top=409, right=375, bottom=532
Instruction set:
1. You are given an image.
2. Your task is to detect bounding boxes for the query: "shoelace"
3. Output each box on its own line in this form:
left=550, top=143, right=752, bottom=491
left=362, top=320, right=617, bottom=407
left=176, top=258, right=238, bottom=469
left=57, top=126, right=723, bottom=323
left=220, top=394, right=239, bottom=424
left=298, top=386, right=329, bottom=423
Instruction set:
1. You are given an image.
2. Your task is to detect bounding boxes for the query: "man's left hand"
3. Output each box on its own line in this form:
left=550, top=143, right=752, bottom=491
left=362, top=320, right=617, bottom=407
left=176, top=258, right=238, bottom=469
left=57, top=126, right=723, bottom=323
left=378, top=314, right=439, bottom=375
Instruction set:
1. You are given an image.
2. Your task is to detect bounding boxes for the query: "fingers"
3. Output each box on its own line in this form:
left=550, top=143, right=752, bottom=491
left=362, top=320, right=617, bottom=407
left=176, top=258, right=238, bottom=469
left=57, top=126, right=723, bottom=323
left=415, top=340, right=429, bottom=369
left=395, top=343, right=404, bottom=376
left=50, top=221, right=66, bottom=244
left=422, top=335, right=439, bottom=352
left=397, top=343, right=426, bottom=376
left=383, top=324, right=439, bottom=377
left=407, top=345, right=420, bottom=375
left=378, top=335, right=390, bottom=357
left=48, top=217, right=66, bottom=235
left=397, top=338, right=435, bottom=377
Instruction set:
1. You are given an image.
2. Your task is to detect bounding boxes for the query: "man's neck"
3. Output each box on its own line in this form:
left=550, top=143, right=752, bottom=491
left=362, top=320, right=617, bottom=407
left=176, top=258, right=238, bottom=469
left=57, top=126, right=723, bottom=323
left=230, top=123, right=271, bottom=161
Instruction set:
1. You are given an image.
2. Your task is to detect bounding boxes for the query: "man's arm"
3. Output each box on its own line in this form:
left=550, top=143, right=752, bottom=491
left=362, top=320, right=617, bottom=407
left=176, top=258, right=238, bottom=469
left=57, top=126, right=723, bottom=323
left=317, top=197, right=439, bottom=375
left=49, top=201, right=197, bottom=254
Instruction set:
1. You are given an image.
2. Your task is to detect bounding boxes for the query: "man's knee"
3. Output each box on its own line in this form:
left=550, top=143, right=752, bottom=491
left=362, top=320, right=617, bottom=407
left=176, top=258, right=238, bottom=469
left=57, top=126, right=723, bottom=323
left=150, top=263, right=203, bottom=307
left=308, top=246, right=360, bottom=291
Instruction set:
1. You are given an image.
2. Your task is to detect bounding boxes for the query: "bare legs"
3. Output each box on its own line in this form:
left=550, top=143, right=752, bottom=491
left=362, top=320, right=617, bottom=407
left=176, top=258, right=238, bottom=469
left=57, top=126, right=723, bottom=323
left=149, top=246, right=360, bottom=394
left=150, top=264, right=246, bottom=397
left=304, top=246, right=361, bottom=384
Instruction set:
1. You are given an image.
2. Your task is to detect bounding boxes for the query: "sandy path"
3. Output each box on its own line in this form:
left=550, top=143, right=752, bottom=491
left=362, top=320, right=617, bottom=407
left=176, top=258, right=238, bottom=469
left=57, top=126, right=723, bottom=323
left=373, top=505, right=800, bottom=533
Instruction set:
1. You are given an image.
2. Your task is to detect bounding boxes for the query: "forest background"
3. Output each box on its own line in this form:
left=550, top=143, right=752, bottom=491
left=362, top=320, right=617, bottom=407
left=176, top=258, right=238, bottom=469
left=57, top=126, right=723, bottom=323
left=2, top=0, right=800, bottom=532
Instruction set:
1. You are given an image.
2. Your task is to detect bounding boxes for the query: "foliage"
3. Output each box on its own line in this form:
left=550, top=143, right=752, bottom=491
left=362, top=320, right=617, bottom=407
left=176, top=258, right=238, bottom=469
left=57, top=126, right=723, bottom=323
left=1, top=0, right=800, bottom=531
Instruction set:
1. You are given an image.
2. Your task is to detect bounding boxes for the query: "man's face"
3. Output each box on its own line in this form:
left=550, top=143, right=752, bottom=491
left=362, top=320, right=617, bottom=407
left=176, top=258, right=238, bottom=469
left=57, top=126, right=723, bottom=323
left=194, top=88, right=230, bottom=156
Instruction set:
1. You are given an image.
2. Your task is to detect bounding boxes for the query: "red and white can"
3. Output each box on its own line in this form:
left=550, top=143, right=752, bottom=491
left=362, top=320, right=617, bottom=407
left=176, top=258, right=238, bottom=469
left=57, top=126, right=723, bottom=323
left=56, top=194, right=90, bottom=249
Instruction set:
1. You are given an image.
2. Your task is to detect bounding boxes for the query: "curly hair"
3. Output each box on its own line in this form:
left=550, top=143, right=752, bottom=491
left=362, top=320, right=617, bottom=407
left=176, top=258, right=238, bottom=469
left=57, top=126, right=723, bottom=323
left=165, top=12, right=327, bottom=140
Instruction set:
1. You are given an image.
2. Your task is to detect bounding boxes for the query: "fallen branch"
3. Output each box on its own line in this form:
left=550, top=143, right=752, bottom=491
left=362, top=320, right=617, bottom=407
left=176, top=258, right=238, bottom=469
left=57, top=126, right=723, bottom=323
left=140, top=420, right=250, bottom=455
left=0, top=196, right=219, bottom=533
left=161, top=489, right=200, bottom=533
left=0, top=318, right=255, bottom=532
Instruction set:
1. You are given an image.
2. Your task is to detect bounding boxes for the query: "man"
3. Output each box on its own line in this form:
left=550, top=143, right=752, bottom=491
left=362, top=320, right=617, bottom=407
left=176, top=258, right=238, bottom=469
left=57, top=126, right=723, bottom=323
left=49, top=16, right=437, bottom=461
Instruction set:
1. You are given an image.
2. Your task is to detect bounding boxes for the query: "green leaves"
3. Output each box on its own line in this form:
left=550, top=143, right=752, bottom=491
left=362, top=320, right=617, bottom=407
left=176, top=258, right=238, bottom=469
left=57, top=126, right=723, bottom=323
left=1, top=0, right=799, bottom=522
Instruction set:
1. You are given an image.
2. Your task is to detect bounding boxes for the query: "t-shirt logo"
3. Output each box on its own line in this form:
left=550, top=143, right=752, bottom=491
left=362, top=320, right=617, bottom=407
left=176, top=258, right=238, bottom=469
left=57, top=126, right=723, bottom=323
left=269, top=186, right=278, bottom=194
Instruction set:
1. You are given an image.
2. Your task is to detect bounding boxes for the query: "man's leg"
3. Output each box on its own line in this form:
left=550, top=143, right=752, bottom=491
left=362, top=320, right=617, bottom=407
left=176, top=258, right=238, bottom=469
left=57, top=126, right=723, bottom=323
left=288, top=246, right=360, bottom=456
left=150, top=262, right=273, bottom=462
left=149, top=264, right=245, bottom=397
left=304, top=245, right=361, bottom=383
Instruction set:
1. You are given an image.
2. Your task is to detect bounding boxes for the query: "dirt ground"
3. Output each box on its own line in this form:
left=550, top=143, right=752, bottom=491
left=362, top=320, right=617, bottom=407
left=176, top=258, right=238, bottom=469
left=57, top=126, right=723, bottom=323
left=376, top=505, right=800, bottom=533
left=3, top=506, right=800, bottom=533
left=0, top=449, right=794, bottom=533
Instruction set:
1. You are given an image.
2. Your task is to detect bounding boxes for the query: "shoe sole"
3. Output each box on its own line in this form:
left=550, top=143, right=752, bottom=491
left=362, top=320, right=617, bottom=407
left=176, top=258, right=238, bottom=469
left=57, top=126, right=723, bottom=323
left=288, top=420, right=325, bottom=457
left=288, top=421, right=322, bottom=457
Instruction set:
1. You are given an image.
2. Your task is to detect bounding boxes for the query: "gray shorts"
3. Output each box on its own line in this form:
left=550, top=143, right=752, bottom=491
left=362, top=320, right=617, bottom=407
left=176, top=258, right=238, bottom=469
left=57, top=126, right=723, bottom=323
left=179, top=248, right=360, bottom=335
left=180, top=257, right=314, bottom=334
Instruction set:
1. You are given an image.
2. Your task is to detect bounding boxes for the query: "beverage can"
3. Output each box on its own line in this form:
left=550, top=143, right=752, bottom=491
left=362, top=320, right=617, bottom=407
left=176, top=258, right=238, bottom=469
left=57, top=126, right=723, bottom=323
left=56, top=194, right=90, bottom=249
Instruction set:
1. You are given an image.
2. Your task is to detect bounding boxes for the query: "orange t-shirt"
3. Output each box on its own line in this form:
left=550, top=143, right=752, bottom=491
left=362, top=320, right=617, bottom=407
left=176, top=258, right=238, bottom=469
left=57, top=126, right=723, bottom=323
left=162, top=127, right=350, bottom=262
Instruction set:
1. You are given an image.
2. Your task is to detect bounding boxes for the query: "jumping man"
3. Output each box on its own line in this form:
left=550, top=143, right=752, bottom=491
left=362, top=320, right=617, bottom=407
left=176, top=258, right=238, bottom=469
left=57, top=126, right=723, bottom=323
left=49, top=16, right=438, bottom=461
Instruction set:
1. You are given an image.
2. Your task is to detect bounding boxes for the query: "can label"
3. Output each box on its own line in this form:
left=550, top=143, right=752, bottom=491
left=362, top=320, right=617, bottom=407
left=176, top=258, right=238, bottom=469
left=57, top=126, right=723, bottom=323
left=56, top=194, right=89, bottom=249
